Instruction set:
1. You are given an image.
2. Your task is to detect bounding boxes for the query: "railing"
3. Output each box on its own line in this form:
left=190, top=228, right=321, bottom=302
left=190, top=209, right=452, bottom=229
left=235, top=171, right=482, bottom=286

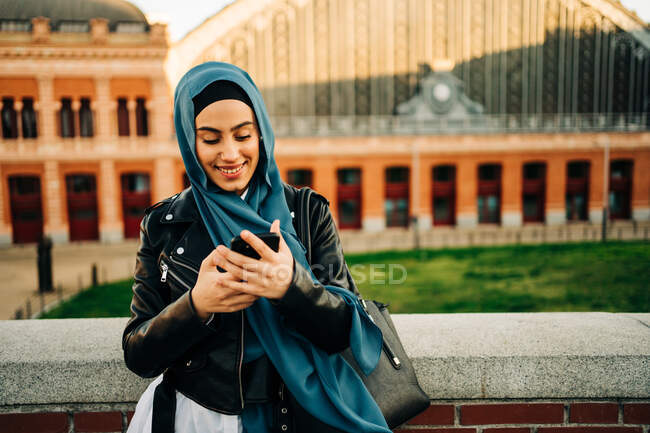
left=269, top=113, right=650, bottom=137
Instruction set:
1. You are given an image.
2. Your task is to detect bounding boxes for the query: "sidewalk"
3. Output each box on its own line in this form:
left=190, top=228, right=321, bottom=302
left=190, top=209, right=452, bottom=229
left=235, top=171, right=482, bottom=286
left=0, top=240, right=139, bottom=320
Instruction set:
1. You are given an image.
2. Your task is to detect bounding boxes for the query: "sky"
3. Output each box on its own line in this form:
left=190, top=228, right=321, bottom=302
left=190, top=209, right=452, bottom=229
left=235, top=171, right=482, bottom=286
left=129, top=0, right=650, bottom=43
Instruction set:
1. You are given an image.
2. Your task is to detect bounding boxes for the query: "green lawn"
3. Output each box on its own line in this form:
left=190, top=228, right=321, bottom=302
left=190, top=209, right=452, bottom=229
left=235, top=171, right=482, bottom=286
left=40, top=241, right=650, bottom=318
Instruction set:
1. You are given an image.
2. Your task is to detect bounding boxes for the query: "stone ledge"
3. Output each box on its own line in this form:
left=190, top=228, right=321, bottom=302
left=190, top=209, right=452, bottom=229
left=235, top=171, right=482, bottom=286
left=0, top=312, right=648, bottom=407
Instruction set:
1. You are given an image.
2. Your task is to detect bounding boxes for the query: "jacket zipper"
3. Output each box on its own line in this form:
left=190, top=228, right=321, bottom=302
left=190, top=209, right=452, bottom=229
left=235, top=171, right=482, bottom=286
left=160, top=260, right=192, bottom=291
left=160, top=256, right=245, bottom=410
left=238, top=311, right=245, bottom=409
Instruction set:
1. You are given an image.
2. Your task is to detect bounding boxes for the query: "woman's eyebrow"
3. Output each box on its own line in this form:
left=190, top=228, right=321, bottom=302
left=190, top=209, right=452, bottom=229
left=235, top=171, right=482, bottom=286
left=196, top=121, right=254, bottom=133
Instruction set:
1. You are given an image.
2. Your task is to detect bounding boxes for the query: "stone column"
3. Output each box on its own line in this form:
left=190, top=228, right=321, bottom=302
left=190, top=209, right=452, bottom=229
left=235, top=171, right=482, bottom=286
left=501, top=158, right=523, bottom=227
left=13, top=100, right=23, bottom=139
left=127, top=99, right=137, bottom=138
left=0, top=167, right=12, bottom=246
left=456, top=158, right=477, bottom=227
left=312, top=158, right=337, bottom=221
left=99, top=160, right=123, bottom=243
left=71, top=99, right=81, bottom=137
left=588, top=155, right=605, bottom=224
left=631, top=152, right=650, bottom=221
left=545, top=156, right=567, bottom=225
left=150, top=78, right=172, bottom=140
left=36, top=75, right=56, bottom=139
left=94, top=77, right=112, bottom=139
left=153, top=157, right=176, bottom=202
left=43, top=161, right=68, bottom=243
left=361, top=161, right=385, bottom=232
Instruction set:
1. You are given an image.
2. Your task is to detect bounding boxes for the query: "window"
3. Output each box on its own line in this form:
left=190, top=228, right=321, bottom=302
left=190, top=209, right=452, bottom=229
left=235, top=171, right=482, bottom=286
left=566, top=161, right=589, bottom=221
left=522, top=162, right=546, bottom=223
left=609, top=160, right=633, bottom=220
left=1, top=97, right=18, bottom=138
left=59, top=98, right=75, bottom=138
left=337, top=168, right=361, bottom=229
left=21, top=97, right=37, bottom=138
left=117, top=98, right=130, bottom=136
left=9, top=175, right=44, bottom=244
left=477, top=163, right=501, bottom=224
left=432, top=165, right=456, bottom=226
left=57, top=21, right=89, bottom=33
left=78, top=98, right=94, bottom=137
left=287, top=169, right=313, bottom=189
left=136, top=97, right=148, bottom=136
left=385, top=167, right=409, bottom=227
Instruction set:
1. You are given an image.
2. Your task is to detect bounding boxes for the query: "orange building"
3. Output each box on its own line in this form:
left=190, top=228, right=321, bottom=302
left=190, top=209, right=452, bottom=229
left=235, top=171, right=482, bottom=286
left=1, top=0, right=649, bottom=246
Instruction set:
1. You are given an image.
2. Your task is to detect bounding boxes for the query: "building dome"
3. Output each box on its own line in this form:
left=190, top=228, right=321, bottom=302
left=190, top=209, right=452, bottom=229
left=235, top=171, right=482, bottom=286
left=0, top=0, right=148, bottom=31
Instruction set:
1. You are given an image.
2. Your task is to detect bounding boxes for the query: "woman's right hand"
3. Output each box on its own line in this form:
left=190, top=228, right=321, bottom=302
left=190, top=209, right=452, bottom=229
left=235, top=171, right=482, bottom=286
left=191, top=249, right=260, bottom=320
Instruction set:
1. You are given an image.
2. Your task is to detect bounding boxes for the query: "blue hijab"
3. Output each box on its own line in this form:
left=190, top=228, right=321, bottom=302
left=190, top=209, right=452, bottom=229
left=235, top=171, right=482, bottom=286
left=174, top=62, right=390, bottom=432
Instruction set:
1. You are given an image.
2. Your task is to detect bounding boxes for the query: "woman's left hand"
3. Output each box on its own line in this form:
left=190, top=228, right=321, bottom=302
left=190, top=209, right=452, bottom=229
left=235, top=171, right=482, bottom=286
left=215, top=219, right=294, bottom=300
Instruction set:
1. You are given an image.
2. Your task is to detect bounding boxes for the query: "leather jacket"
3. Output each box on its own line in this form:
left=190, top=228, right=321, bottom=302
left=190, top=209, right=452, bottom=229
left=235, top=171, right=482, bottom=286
left=122, top=183, right=360, bottom=415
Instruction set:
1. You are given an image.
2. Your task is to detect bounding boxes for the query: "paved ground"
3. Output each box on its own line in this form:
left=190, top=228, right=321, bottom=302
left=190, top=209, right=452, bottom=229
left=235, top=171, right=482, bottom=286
left=1, top=220, right=647, bottom=320
left=0, top=240, right=139, bottom=319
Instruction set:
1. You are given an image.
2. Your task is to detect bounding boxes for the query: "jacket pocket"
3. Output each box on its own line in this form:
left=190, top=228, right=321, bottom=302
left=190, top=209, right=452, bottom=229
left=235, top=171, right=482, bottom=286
left=159, top=257, right=197, bottom=300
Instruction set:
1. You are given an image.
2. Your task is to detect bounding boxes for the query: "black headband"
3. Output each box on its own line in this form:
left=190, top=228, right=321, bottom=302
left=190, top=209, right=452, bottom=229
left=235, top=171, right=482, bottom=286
left=192, top=80, right=254, bottom=117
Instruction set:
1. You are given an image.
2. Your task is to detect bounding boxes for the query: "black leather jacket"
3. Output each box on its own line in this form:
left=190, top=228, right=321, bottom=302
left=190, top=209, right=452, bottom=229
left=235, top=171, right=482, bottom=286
left=122, top=184, right=359, bottom=415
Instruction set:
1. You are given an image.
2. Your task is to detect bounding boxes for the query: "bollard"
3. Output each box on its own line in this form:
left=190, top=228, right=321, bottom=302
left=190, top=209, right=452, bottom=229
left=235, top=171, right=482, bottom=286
left=14, top=308, right=23, bottom=320
left=26, top=299, right=31, bottom=318
left=91, top=263, right=98, bottom=287
left=37, top=235, right=53, bottom=293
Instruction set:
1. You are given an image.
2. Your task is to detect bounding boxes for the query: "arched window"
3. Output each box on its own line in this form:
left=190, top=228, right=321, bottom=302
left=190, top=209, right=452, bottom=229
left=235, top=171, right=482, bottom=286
left=522, top=162, right=546, bottom=223
left=21, top=97, right=37, bottom=138
left=432, top=165, right=456, bottom=226
left=117, top=98, right=130, bottom=136
left=59, top=98, right=75, bottom=138
left=1, top=97, right=18, bottom=139
left=78, top=98, right=94, bottom=137
left=385, top=167, right=409, bottom=227
left=337, top=168, right=362, bottom=229
left=136, top=97, right=148, bottom=136
left=287, top=169, right=313, bottom=189
left=477, top=164, right=501, bottom=224
left=566, top=161, right=589, bottom=221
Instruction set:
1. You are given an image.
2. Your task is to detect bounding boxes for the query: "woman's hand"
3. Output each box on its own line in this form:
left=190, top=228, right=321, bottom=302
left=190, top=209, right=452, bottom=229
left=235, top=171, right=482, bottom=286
left=215, top=219, right=294, bottom=301
left=191, top=249, right=261, bottom=320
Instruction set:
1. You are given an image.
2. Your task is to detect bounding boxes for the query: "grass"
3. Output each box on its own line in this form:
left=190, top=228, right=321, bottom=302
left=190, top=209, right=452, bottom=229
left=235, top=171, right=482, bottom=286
left=40, top=241, right=650, bottom=318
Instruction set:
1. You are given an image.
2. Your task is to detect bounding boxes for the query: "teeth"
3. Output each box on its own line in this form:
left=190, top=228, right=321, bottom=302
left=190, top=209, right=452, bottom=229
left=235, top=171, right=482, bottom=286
left=218, top=164, right=244, bottom=174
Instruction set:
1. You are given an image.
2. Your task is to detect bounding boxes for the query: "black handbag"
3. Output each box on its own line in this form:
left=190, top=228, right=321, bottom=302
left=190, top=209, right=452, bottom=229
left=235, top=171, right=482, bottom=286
left=340, top=298, right=430, bottom=429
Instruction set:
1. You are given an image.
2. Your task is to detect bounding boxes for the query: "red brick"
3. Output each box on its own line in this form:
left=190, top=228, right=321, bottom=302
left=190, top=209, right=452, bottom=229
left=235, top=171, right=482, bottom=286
left=126, top=411, right=135, bottom=426
left=623, top=404, right=650, bottom=424
left=538, top=428, right=642, bottom=433
left=460, top=403, right=564, bottom=425
left=484, top=428, right=531, bottom=433
left=73, top=412, right=122, bottom=432
left=407, top=404, right=455, bottom=425
left=394, top=429, right=476, bottom=433
left=570, top=403, right=619, bottom=424
left=0, top=413, right=68, bottom=433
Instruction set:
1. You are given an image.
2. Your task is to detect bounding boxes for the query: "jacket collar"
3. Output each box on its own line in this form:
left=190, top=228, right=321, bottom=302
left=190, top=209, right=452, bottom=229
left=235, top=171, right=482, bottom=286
left=159, top=187, right=199, bottom=224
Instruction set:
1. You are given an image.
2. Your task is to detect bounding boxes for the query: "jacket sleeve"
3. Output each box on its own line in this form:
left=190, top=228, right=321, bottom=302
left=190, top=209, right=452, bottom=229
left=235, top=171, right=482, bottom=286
left=122, top=213, right=217, bottom=378
left=271, top=195, right=358, bottom=354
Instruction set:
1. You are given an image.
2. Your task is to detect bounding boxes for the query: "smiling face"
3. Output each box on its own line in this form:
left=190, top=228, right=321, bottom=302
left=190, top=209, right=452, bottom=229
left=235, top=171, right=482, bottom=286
left=194, top=99, right=260, bottom=195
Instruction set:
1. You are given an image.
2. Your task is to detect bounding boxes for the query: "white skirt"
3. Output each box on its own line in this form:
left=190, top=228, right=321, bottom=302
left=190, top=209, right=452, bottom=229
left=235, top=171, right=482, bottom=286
left=127, top=375, right=243, bottom=433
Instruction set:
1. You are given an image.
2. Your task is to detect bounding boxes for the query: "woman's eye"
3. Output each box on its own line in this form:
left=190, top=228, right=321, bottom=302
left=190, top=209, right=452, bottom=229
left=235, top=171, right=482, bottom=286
left=235, top=135, right=251, bottom=141
left=202, top=138, right=220, bottom=144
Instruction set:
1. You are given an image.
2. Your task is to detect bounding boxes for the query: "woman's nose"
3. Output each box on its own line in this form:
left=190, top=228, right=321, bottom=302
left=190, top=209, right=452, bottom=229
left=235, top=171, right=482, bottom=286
left=219, top=139, right=240, bottom=161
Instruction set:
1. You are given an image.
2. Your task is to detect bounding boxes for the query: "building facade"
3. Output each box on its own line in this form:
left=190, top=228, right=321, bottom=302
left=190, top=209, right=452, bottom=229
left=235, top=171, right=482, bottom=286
left=1, top=0, right=649, bottom=246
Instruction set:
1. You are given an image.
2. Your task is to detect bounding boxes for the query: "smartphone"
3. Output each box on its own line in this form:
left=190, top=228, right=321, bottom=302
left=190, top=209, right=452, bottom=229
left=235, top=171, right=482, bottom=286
left=217, top=232, right=280, bottom=272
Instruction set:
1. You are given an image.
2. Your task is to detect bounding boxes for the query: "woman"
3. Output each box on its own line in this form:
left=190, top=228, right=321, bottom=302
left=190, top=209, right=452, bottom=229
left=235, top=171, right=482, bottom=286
left=123, top=62, right=391, bottom=433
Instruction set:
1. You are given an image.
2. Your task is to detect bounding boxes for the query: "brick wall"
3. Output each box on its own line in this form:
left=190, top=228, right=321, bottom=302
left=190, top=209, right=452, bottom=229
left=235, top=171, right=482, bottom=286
left=397, top=402, right=650, bottom=433
left=1, top=402, right=648, bottom=432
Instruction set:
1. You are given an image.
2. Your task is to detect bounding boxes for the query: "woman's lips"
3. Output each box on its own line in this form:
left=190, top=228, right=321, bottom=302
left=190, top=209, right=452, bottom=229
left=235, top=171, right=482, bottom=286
left=216, top=162, right=246, bottom=179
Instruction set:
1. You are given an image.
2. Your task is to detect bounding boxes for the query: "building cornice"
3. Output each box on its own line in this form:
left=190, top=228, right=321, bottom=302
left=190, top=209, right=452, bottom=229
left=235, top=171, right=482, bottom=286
left=0, top=45, right=166, bottom=60
left=582, top=0, right=650, bottom=49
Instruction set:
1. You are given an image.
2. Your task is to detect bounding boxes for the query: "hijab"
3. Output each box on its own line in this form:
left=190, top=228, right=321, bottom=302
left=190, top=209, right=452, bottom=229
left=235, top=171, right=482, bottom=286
left=174, top=61, right=390, bottom=432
